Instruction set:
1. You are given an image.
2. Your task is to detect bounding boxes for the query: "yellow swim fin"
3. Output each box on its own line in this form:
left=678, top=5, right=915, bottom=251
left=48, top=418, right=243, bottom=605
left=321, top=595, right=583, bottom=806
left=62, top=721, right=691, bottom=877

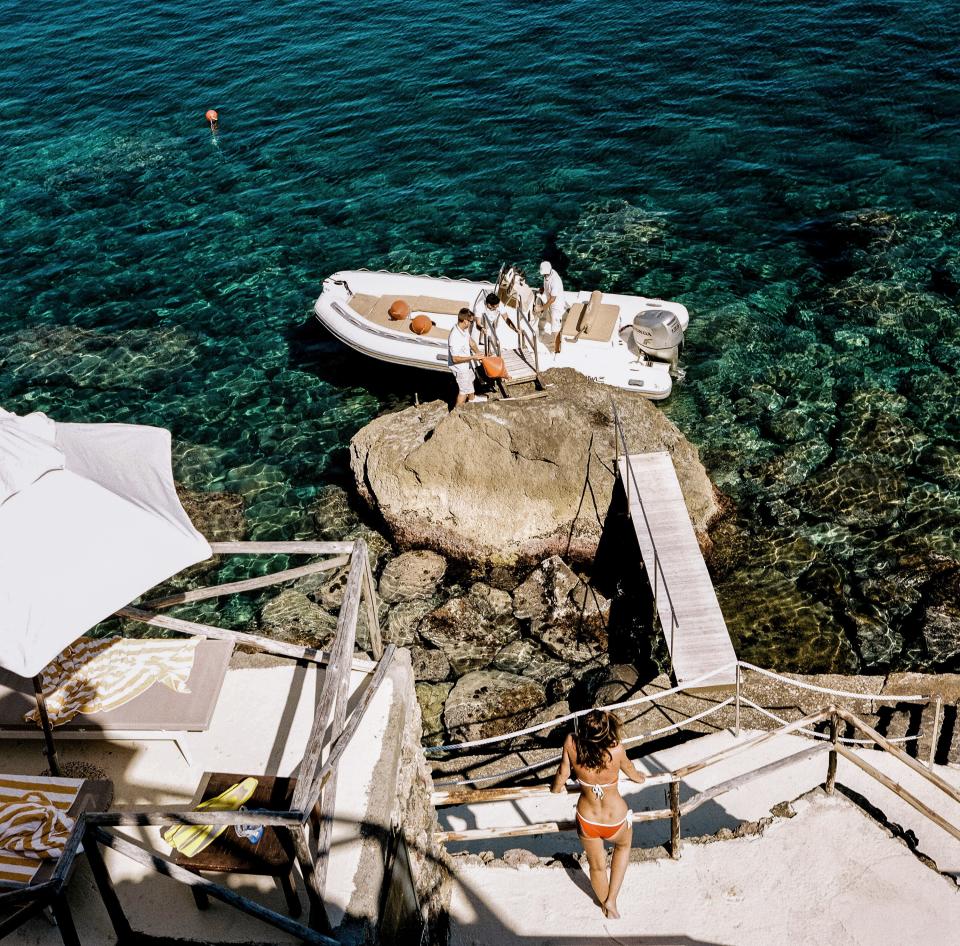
left=164, top=777, right=258, bottom=858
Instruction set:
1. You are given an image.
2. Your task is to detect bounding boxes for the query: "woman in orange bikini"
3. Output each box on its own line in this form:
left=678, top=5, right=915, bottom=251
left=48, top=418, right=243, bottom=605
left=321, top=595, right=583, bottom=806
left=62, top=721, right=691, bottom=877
left=550, top=710, right=646, bottom=918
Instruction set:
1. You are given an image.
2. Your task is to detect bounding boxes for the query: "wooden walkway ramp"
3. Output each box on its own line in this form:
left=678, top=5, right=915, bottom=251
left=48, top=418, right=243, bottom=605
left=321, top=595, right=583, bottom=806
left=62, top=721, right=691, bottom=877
left=617, top=451, right=737, bottom=690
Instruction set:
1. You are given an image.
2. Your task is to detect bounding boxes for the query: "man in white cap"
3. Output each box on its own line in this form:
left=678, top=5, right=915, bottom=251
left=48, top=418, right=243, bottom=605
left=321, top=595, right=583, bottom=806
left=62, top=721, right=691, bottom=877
left=538, top=261, right=566, bottom=353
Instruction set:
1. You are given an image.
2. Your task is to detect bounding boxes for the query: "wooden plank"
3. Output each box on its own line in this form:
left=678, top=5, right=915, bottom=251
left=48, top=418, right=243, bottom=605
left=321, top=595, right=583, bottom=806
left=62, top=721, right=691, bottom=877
left=836, top=708, right=960, bottom=806
left=302, top=645, right=397, bottom=816
left=618, top=452, right=737, bottom=689
left=142, top=556, right=349, bottom=610
left=116, top=606, right=377, bottom=673
left=293, top=544, right=366, bottom=810
left=208, top=541, right=354, bottom=555
left=361, top=553, right=383, bottom=659
left=835, top=745, right=960, bottom=843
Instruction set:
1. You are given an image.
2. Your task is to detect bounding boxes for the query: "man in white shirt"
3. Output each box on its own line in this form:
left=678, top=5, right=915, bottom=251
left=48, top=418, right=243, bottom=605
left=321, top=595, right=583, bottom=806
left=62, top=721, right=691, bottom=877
left=447, top=308, right=485, bottom=407
left=538, top=261, right=567, bottom=353
left=473, top=291, right=519, bottom=349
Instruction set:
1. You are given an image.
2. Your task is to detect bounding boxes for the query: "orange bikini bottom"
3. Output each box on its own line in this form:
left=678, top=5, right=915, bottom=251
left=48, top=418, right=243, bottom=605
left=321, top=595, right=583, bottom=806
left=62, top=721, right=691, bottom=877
left=576, top=811, right=629, bottom=840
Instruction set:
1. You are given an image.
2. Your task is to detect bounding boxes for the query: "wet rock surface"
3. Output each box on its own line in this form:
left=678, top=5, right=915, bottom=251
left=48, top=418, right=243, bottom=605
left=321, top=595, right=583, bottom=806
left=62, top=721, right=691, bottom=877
left=378, top=550, right=447, bottom=603
left=419, top=584, right=521, bottom=675
left=259, top=589, right=338, bottom=647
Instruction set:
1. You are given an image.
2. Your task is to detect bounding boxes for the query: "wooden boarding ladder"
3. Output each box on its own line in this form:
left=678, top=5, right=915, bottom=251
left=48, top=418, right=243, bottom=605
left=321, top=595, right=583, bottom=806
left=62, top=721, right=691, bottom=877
left=612, top=402, right=737, bottom=690
left=480, top=303, right=546, bottom=399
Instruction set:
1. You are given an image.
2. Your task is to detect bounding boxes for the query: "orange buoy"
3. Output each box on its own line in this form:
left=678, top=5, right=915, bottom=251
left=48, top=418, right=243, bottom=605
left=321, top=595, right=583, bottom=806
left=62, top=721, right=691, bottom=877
left=388, top=299, right=411, bottom=320
left=480, top=355, right=507, bottom=378
left=205, top=109, right=219, bottom=123
left=410, top=315, right=433, bottom=335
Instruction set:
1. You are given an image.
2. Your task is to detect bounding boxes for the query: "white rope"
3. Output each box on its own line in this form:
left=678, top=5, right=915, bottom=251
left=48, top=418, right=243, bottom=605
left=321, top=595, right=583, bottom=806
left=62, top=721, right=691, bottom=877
left=425, top=661, right=738, bottom=754
left=433, top=697, right=735, bottom=788
left=738, top=662, right=927, bottom=702
left=427, top=659, right=930, bottom=759
left=739, top=698, right=921, bottom=745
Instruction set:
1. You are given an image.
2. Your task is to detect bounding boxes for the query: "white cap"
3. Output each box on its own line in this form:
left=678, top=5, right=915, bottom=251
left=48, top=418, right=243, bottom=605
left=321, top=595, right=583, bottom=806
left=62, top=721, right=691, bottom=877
left=539, top=261, right=552, bottom=275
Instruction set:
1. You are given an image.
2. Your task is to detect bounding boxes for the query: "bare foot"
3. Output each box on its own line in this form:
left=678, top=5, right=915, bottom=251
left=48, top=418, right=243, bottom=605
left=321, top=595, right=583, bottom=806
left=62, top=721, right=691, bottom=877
left=603, top=900, right=620, bottom=919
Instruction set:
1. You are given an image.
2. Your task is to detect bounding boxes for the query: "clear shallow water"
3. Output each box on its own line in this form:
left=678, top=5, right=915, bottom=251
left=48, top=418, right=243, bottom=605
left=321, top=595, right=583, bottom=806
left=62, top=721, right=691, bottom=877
left=2, top=1, right=959, bottom=673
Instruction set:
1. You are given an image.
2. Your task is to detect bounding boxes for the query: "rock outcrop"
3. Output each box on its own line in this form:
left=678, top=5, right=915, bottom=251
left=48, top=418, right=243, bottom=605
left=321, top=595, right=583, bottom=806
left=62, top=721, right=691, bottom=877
left=350, top=368, right=720, bottom=565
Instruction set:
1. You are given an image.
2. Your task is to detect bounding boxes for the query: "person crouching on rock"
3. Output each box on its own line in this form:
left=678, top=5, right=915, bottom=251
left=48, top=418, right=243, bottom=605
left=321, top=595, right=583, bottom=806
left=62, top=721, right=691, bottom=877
left=551, top=710, right=646, bottom=918
left=447, top=307, right=486, bottom=407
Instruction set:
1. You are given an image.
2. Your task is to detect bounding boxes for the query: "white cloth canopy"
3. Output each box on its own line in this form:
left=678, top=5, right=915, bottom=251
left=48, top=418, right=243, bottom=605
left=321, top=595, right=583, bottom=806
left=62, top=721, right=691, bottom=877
left=0, top=409, right=212, bottom=678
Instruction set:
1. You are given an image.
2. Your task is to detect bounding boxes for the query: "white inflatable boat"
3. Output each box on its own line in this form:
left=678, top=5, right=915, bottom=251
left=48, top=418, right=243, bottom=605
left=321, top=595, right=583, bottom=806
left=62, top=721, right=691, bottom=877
left=313, top=265, right=689, bottom=399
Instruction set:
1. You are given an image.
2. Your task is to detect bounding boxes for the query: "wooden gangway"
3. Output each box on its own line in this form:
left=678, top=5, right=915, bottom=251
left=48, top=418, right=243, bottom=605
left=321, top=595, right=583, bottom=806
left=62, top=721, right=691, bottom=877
left=616, top=449, right=737, bottom=690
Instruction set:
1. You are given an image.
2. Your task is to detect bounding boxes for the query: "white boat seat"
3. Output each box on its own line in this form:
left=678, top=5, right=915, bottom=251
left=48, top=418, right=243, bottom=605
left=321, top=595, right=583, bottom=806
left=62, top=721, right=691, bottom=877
left=561, top=290, right=620, bottom=342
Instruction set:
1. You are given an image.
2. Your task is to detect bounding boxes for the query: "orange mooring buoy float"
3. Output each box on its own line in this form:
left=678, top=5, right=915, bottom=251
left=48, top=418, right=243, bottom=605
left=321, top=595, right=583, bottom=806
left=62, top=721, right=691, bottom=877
left=205, top=109, right=218, bottom=132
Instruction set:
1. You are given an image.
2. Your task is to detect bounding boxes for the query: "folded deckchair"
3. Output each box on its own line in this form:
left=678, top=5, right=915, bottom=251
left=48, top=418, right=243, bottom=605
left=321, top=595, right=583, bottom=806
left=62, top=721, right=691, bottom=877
left=0, top=639, right=233, bottom=766
left=0, top=774, right=111, bottom=946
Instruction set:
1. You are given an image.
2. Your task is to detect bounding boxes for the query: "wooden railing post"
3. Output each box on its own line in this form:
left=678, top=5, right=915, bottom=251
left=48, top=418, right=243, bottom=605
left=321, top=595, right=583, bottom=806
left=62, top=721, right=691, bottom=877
left=669, top=781, right=681, bottom=859
left=825, top=709, right=838, bottom=795
left=928, top=696, right=943, bottom=768
left=82, top=825, right=134, bottom=943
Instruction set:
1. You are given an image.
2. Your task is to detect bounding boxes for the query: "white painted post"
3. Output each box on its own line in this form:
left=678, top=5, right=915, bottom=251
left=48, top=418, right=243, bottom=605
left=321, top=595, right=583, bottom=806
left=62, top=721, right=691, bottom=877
left=734, top=663, right=741, bottom=738
left=928, top=696, right=943, bottom=768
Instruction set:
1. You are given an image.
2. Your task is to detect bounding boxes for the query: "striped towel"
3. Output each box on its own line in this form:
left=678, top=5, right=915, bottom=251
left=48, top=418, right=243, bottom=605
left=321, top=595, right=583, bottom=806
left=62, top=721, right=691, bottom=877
left=25, top=636, right=201, bottom=727
left=0, top=775, right=81, bottom=885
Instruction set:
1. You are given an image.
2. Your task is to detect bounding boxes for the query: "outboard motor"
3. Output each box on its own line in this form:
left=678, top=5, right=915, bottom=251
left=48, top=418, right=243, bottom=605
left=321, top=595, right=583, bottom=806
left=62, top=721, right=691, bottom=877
left=627, top=308, right=685, bottom=373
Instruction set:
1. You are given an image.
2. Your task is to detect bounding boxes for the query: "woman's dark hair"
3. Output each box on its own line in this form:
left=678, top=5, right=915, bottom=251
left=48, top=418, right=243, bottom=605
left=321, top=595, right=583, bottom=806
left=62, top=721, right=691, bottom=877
left=573, top=710, right=621, bottom=771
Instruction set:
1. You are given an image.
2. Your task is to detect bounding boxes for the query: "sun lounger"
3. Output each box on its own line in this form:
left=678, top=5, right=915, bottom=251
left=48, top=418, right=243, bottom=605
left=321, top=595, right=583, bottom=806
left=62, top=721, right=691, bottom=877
left=0, top=639, right=233, bottom=766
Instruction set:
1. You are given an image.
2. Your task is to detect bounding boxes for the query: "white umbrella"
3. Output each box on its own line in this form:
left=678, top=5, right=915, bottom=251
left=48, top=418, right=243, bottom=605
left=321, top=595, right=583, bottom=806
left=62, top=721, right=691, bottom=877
left=0, top=408, right=212, bottom=773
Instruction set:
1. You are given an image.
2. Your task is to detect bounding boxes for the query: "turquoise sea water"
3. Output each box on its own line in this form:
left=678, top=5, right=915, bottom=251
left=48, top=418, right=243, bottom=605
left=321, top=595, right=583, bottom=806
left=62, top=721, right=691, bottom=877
left=2, top=1, right=958, bottom=673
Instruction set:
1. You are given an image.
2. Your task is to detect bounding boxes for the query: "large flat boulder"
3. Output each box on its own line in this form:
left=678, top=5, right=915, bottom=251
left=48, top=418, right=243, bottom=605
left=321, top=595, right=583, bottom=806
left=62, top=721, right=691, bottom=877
left=350, top=368, right=719, bottom=565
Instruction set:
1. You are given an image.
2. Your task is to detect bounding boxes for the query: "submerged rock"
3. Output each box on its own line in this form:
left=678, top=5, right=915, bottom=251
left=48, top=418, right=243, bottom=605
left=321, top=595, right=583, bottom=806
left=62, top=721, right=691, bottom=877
left=350, top=369, right=720, bottom=566
left=176, top=486, right=246, bottom=543
left=259, top=589, right=337, bottom=647
left=443, top=670, right=547, bottom=742
left=378, top=550, right=447, bottom=603
left=419, top=583, right=521, bottom=675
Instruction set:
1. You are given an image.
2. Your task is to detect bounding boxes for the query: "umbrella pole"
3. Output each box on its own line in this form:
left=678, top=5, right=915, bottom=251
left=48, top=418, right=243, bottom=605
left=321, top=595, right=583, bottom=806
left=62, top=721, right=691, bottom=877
left=32, top=675, right=62, bottom=777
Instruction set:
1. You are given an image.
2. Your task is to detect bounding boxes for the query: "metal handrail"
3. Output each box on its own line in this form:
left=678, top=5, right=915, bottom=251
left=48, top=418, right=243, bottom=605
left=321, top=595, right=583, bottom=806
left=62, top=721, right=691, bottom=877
left=610, top=398, right=680, bottom=666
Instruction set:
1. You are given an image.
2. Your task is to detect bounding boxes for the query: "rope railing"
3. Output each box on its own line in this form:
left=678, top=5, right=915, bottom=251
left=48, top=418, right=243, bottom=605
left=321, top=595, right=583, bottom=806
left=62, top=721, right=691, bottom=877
left=433, top=696, right=737, bottom=789
left=434, top=704, right=960, bottom=857
left=738, top=662, right=928, bottom=702
left=426, top=660, right=929, bottom=758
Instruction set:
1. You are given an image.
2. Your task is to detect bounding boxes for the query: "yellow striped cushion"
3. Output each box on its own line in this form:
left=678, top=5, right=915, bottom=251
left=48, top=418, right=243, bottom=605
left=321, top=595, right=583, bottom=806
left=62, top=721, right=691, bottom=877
left=0, top=775, right=81, bottom=885
left=26, top=636, right=201, bottom=727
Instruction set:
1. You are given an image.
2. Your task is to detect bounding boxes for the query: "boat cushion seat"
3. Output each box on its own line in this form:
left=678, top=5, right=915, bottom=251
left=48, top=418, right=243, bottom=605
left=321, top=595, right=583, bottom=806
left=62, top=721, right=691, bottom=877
left=561, top=291, right=620, bottom=342
left=412, top=295, right=468, bottom=316
left=353, top=294, right=451, bottom=340
left=349, top=293, right=380, bottom=316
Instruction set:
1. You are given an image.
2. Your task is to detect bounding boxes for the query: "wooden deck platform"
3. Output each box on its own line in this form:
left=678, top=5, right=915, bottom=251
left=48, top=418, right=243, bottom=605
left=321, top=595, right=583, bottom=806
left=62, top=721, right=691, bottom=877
left=618, top=452, right=737, bottom=690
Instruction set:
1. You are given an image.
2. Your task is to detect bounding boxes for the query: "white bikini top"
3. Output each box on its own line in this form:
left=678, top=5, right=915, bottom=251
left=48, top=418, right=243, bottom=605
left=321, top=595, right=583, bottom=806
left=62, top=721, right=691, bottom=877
left=577, top=778, right=618, bottom=800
